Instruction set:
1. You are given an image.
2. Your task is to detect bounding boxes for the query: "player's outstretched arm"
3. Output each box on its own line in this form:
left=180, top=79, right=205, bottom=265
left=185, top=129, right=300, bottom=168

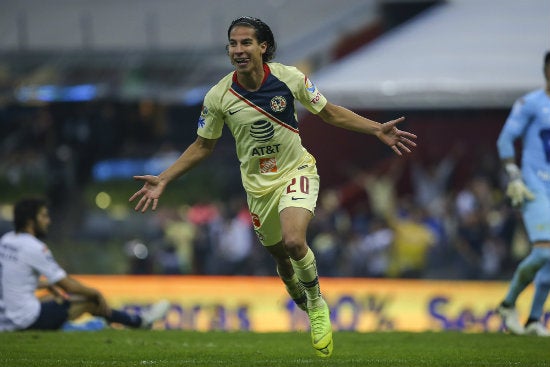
left=316, top=102, right=416, bottom=156
left=129, top=136, right=218, bottom=212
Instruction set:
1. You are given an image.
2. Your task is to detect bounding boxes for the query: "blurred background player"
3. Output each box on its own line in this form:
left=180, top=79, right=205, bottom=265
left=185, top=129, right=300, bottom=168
left=129, top=16, right=416, bottom=357
left=496, top=51, right=550, bottom=337
left=0, top=197, right=170, bottom=332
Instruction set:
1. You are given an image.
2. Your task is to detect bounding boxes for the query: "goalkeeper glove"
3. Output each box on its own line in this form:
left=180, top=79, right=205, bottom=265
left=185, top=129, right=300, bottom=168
left=505, top=163, right=535, bottom=207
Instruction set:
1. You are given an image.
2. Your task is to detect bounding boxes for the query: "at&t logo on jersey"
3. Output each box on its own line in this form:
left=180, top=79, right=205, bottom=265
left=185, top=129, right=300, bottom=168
left=270, top=96, right=287, bottom=112
left=250, top=120, right=275, bottom=142
left=249, top=120, right=281, bottom=158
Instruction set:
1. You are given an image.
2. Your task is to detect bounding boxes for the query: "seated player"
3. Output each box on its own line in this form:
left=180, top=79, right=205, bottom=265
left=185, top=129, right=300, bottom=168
left=0, top=197, right=170, bottom=331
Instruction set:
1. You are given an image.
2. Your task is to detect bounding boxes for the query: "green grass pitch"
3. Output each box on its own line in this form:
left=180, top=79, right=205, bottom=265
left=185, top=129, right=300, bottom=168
left=1, top=330, right=548, bottom=367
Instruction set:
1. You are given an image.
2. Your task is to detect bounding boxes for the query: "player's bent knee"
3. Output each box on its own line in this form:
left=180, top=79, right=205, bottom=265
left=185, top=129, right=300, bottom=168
left=282, top=238, right=307, bottom=259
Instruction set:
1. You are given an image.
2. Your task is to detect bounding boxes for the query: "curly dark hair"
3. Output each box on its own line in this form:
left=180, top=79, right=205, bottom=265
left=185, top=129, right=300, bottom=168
left=227, top=16, right=277, bottom=62
left=14, top=197, right=48, bottom=232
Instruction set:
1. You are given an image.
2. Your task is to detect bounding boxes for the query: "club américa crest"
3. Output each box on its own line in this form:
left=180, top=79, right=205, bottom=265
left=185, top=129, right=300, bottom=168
left=270, top=96, right=287, bottom=113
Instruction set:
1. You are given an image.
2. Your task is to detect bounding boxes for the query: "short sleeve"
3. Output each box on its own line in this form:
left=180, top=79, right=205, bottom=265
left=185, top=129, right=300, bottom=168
left=197, top=87, right=225, bottom=139
left=288, top=67, right=327, bottom=114
left=26, top=240, right=67, bottom=284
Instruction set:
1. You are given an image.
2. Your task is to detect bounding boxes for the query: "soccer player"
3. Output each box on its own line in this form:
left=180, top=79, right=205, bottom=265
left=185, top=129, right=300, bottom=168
left=129, top=16, right=417, bottom=356
left=496, top=51, right=550, bottom=337
left=0, top=197, right=170, bottom=332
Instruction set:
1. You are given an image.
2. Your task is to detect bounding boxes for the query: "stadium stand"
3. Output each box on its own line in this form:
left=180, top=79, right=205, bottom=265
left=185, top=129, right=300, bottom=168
left=313, top=0, right=550, bottom=109
left=0, top=0, right=382, bottom=102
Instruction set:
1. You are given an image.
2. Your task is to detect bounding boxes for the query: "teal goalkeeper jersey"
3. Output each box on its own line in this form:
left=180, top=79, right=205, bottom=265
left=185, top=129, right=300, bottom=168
left=197, top=62, right=327, bottom=197
left=497, top=89, right=550, bottom=172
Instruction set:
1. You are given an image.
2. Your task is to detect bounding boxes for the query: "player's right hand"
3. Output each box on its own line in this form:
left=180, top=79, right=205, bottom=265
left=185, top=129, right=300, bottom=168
left=506, top=178, right=535, bottom=207
left=129, top=175, right=165, bottom=212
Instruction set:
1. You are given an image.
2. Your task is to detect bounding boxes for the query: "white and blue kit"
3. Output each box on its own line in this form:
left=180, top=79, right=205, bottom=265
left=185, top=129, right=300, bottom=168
left=0, top=231, right=67, bottom=331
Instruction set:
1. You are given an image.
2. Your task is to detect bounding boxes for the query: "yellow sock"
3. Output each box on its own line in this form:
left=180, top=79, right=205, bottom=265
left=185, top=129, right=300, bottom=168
left=277, top=268, right=304, bottom=299
left=290, top=248, right=323, bottom=308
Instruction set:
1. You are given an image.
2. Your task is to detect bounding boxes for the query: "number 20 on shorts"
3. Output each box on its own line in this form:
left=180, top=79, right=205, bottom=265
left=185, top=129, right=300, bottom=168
left=286, top=176, right=310, bottom=194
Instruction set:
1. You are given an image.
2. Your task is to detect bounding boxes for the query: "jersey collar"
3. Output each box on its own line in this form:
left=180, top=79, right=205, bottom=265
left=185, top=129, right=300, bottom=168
left=232, top=63, right=271, bottom=91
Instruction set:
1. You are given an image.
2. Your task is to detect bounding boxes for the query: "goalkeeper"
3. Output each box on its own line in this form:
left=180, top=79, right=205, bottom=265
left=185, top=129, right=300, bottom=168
left=496, top=51, right=550, bottom=337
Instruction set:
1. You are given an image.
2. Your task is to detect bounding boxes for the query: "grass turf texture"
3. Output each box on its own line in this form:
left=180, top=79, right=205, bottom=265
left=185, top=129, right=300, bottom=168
left=1, top=330, right=548, bottom=367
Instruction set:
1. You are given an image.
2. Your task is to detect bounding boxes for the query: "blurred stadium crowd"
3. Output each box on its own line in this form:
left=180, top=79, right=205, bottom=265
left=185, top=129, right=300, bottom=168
left=0, top=100, right=526, bottom=280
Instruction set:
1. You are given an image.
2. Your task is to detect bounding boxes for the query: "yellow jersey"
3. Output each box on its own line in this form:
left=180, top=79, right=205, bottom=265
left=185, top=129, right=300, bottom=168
left=197, top=62, right=327, bottom=197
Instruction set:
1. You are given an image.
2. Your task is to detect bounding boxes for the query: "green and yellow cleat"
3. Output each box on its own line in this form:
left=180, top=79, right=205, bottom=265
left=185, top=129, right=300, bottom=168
left=308, top=299, right=333, bottom=357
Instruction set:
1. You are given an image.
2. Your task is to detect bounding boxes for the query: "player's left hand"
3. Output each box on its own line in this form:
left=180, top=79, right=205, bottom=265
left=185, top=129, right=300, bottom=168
left=377, top=117, right=417, bottom=156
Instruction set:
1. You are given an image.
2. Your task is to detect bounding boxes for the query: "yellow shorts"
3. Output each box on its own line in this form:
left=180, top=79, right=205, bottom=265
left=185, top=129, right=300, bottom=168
left=247, top=164, right=319, bottom=246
